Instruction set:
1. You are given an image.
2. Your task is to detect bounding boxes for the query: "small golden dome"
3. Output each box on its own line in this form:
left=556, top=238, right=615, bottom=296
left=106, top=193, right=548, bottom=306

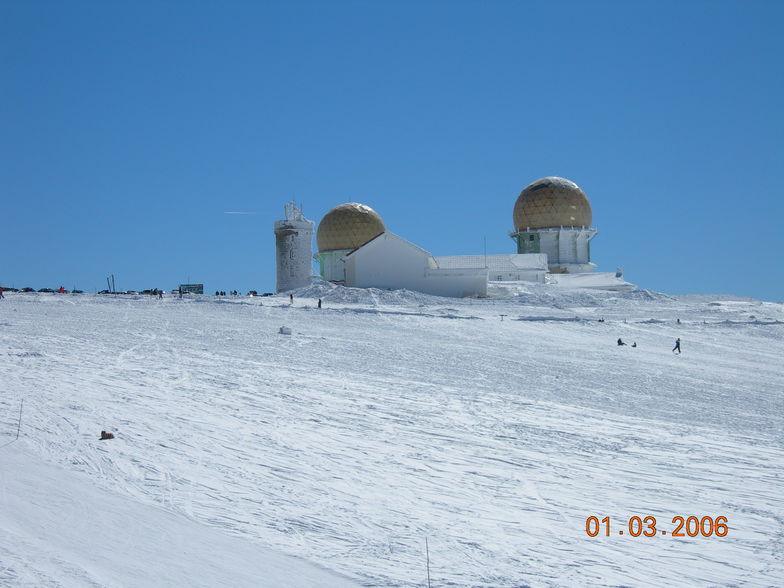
left=316, top=203, right=386, bottom=252
left=513, top=177, right=592, bottom=231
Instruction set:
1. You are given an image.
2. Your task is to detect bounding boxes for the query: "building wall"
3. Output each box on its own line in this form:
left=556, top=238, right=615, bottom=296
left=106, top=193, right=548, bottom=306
left=345, top=233, right=487, bottom=297
left=274, top=218, right=314, bottom=292
left=315, top=249, right=351, bottom=283
left=515, top=232, right=541, bottom=255
left=422, top=268, right=488, bottom=297
left=487, top=269, right=545, bottom=283
left=436, top=254, right=547, bottom=283
left=557, top=230, right=576, bottom=264
left=513, top=228, right=596, bottom=273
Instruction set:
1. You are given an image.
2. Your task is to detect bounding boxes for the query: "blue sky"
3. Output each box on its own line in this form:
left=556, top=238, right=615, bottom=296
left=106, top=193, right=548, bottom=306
left=2, top=1, right=782, bottom=300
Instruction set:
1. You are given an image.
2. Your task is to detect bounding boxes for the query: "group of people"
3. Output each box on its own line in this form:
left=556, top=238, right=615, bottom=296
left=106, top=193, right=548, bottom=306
left=617, top=337, right=681, bottom=353
left=215, top=290, right=241, bottom=296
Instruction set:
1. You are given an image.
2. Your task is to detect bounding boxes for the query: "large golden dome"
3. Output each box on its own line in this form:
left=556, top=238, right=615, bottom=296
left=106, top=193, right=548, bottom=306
left=317, top=203, right=386, bottom=252
left=513, top=177, right=592, bottom=231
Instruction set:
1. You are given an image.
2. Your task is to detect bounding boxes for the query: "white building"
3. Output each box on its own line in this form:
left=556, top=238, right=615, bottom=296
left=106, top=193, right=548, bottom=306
left=312, top=202, right=549, bottom=297
left=434, top=254, right=548, bottom=283
left=343, top=232, right=489, bottom=298
left=274, top=202, right=314, bottom=293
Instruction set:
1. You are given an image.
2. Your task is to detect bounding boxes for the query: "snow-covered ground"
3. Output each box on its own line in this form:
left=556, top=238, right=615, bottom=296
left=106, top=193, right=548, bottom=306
left=0, top=286, right=782, bottom=587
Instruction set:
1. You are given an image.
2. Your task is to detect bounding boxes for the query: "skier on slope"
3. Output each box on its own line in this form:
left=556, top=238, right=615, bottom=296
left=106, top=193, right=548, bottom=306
left=673, top=338, right=681, bottom=354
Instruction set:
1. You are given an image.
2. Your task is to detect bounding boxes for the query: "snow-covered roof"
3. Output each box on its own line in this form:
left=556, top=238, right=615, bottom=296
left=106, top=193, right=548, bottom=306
left=343, top=231, right=433, bottom=259
left=434, top=254, right=548, bottom=271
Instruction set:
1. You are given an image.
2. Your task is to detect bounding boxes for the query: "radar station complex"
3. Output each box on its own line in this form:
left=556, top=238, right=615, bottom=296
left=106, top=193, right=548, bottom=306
left=274, top=177, right=633, bottom=297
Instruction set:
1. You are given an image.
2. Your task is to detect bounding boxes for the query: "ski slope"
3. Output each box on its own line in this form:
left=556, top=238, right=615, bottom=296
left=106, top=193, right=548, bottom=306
left=1, top=286, right=782, bottom=587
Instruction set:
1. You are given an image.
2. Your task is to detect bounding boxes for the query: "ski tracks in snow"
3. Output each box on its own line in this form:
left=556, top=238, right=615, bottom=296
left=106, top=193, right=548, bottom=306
left=0, top=292, right=782, bottom=587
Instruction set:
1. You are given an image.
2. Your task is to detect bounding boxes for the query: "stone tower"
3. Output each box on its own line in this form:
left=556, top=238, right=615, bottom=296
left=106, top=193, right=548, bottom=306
left=274, top=201, right=314, bottom=292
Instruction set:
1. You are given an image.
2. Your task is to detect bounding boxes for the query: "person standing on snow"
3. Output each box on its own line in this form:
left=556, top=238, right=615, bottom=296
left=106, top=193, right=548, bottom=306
left=317, top=298, right=322, bottom=309
left=673, top=338, right=681, bottom=354
left=0, top=287, right=4, bottom=299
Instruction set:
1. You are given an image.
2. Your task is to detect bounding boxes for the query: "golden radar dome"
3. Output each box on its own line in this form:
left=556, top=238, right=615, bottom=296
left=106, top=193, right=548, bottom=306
left=317, top=202, right=386, bottom=252
left=513, top=177, right=592, bottom=231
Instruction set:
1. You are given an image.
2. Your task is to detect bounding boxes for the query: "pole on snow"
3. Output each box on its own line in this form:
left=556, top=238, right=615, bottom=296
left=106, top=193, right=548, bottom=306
left=425, top=536, right=431, bottom=588
left=15, top=399, right=23, bottom=440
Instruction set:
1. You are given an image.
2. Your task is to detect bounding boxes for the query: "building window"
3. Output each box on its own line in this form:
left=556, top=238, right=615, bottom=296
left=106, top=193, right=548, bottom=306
left=529, top=235, right=535, bottom=241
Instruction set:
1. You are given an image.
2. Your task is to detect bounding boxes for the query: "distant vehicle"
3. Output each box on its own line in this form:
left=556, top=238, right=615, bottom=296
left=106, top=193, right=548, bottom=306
left=38, top=288, right=55, bottom=293
left=0, top=286, right=19, bottom=292
left=98, top=289, right=110, bottom=294
left=21, top=287, right=34, bottom=292
left=248, top=290, right=258, bottom=296
left=126, top=290, right=139, bottom=295
left=261, top=292, right=274, bottom=297
left=71, top=289, right=84, bottom=294
left=179, top=283, right=204, bottom=295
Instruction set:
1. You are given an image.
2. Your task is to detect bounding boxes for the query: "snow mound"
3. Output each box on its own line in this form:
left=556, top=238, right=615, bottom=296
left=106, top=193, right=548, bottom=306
left=497, top=284, right=673, bottom=309
left=290, top=282, right=455, bottom=306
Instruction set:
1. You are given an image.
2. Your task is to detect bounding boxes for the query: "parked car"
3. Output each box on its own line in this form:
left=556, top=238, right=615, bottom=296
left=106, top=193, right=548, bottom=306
left=71, top=289, right=84, bottom=294
left=38, top=288, right=55, bottom=293
left=21, top=287, right=35, bottom=292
